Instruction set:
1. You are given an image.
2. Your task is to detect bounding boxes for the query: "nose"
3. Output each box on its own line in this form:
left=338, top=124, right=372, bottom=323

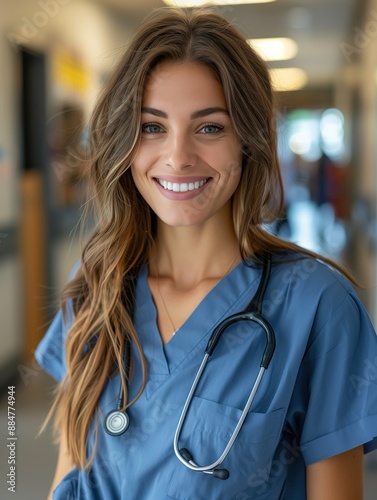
left=164, top=131, right=197, bottom=171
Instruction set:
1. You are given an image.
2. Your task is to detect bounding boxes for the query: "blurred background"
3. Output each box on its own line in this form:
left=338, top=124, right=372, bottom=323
left=0, top=0, right=377, bottom=498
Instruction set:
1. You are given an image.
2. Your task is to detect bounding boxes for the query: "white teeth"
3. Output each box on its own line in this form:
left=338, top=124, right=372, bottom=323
left=157, top=178, right=208, bottom=192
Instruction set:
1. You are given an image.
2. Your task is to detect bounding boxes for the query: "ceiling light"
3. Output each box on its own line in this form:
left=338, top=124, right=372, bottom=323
left=162, top=0, right=276, bottom=7
left=248, top=37, right=298, bottom=61
left=269, top=68, right=308, bottom=91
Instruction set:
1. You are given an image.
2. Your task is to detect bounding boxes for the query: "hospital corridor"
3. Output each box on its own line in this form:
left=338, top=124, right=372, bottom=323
left=1, top=0, right=377, bottom=498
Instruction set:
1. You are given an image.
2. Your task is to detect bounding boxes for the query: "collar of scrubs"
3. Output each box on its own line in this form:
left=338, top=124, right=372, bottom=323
left=134, top=260, right=264, bottom=379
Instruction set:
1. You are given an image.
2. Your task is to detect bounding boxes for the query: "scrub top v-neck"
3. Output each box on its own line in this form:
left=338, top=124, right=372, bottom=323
left=134, top=261, right=261, bottom=386
left=35, top=254, right=377, bottom=500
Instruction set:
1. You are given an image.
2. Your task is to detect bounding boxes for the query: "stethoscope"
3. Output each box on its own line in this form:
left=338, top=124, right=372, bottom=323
left=104, top=254, right=275, bottom=481
left=104, top=336, right=132, bottom=435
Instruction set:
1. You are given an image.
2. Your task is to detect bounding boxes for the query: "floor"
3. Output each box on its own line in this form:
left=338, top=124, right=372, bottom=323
left=1, top=368, right=377, bottom=499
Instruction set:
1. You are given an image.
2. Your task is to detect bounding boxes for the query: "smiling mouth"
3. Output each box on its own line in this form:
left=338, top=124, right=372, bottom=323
left=155, top=178, right=210, bottom=193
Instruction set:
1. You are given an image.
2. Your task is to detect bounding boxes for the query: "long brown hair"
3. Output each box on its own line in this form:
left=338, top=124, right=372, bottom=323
left=46, top=6, right=355, bottom=469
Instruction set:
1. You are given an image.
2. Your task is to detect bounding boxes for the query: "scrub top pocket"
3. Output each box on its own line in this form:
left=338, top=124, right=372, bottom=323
left=167, top=396, right=285, bottom=500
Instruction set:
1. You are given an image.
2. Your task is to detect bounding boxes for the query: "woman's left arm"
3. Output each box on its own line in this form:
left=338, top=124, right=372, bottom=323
left=306, top=445, right=364, bottom=500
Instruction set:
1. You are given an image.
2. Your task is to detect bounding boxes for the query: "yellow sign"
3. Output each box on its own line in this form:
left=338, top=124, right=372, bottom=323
left=52, top=48, right=89, bottom=93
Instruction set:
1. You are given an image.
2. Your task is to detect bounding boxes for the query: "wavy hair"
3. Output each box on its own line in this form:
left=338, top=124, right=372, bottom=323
left=46, top=7, right=355, bottom=468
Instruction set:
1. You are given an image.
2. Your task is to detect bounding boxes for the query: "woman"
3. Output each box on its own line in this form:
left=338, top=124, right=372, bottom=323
left=36, top=7, right=377, bottom=499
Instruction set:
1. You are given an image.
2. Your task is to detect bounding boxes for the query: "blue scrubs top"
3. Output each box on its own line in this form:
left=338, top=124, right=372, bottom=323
left=35, top=253, right=377, bottom=499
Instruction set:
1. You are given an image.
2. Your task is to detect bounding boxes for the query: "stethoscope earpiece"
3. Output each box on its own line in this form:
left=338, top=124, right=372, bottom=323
left=179, top=448, right=230, bottom=480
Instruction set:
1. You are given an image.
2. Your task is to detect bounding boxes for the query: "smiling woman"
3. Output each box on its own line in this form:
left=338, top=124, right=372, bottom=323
left=35, top=6, right=377, bottom=500
left=131, top=61, right=242, bottom=227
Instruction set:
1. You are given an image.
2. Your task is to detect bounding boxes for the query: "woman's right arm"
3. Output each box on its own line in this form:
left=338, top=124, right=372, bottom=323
left=47, top=427, right=75, bottom=500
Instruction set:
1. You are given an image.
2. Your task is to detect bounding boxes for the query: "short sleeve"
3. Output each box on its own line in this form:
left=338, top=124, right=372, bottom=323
left=34, top=304, right=73, bottom=381
left=286, top=289, right=377, bottom=465
left=34, top=264, right=79, bottom=382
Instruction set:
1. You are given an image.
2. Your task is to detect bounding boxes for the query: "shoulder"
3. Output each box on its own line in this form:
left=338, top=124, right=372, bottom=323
left=270, top=250, right=354, bottom=303
left=267, top=251, right=377, bottom=358
left=262, top=250, right=372, bottom=346
left=242, top=250, right=355, bottom=318
left=34, top=261, right=82, bottom=381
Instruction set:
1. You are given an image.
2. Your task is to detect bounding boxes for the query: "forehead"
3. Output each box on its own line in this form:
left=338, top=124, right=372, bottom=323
left=142, top=61, right=227, bottom=109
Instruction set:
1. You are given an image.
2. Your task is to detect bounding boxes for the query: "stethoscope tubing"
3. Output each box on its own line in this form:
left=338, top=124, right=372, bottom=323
left=173, top=314, right=274, bottom=473
left=105, top=253, right=275, bottom=480
left=174, top=361, right=266, bottom=473
left=104, top=337, right=131, bottom=436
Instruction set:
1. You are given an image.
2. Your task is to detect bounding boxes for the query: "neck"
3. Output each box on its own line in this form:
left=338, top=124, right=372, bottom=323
left=150, top=209, right=241, bottom=289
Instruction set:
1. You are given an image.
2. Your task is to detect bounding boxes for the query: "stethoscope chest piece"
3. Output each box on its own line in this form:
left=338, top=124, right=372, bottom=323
left=105, top=410, right=130, bottom=436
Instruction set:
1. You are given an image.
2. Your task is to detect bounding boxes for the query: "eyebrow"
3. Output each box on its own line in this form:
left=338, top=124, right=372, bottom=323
left=141, top=106, right=229, bottom=119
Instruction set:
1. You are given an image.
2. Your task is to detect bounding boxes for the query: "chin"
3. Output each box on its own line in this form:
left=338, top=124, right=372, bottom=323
left=157, top=212, right=208, bottom=228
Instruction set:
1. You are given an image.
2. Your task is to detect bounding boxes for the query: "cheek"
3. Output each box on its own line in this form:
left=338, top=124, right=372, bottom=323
left=218, top=148, right=243, bottom=188
left=227, top=170, right=242, bottom=200
left=130, top=164, right=139, bottom=185
left=131, top=150, right=150, bottom=184
left=130, top=164, right=146, bottom=199
left=132, top=148, right=161, bottom=194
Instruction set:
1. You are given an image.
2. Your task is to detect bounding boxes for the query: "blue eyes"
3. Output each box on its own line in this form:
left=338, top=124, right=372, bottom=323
left=141, top=123, right=224, bottom=135
left=201, top=124, right=224, bottom=134
left=142, top=123, right=163, bottom=134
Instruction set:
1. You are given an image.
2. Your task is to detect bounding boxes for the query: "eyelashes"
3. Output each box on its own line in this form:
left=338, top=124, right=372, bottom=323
left=200, top=123, right=224, bottom=134
left=141, top=123, right=163, bottom=134
left=141, top=122, right=225, bottom=135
